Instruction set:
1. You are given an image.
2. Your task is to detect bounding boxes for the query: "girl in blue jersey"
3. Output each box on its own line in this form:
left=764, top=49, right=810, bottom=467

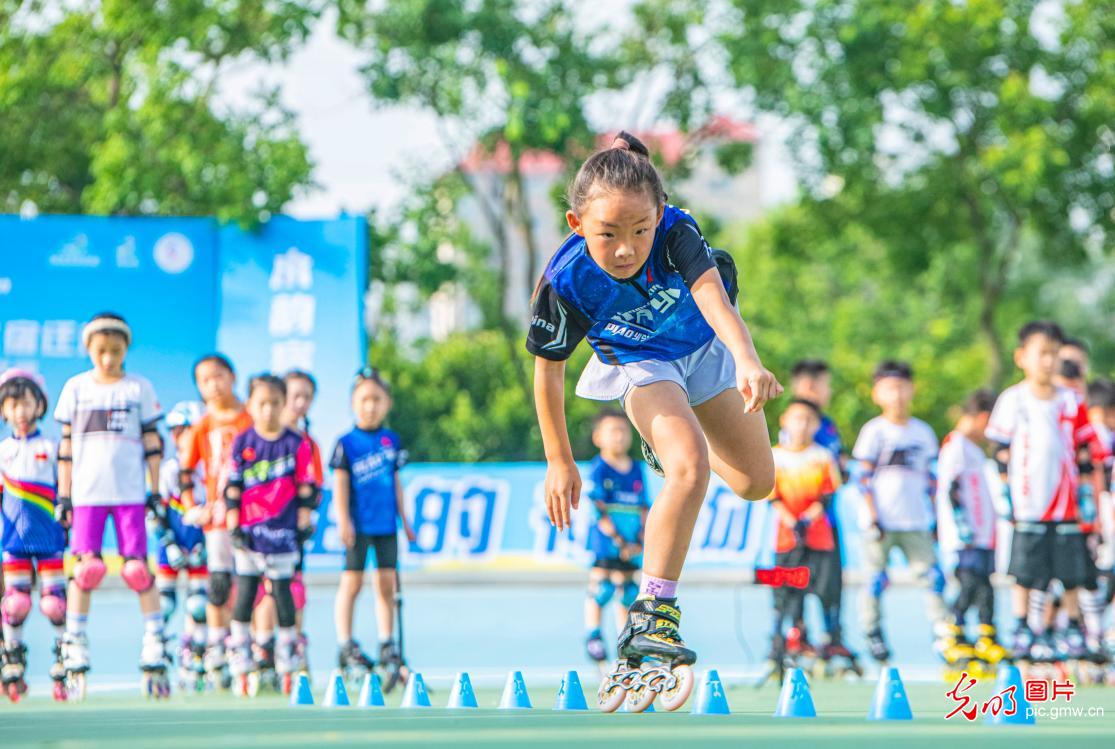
left=528, top=132, right=781, bottom=712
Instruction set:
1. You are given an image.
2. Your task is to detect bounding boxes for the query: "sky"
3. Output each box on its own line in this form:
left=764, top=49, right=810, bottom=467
left=218, top=9, right=798, bottom=220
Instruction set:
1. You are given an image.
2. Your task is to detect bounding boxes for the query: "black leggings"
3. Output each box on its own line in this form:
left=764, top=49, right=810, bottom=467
left=952, top=568, right=994, bottom=626
left=232, top=574, right=296, bottom=628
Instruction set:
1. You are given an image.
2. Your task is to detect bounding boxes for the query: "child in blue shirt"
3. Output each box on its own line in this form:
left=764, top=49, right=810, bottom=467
left=331, top=368, right=416, bottom=678
left=584, top=409, right=650, bottom=669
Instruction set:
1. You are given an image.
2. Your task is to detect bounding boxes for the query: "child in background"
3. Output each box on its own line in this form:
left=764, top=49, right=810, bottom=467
left=54, top=313, right=169, bottom=698
left=987, top=322, right=1109, bottom=664
left=583, top=409, right=649, bottom=669
left=179, top=353, right=252, bottom=687
left=224, top=375, right=317, bottom=696
left=154, top=401, right=209, bottom=690
left=935, top=389, right=1007, bottom=675
left=1083, top=378, right=1115, bottom=664
left=251, top=369, right=322, bottom=679
left=853, top=360, right=946, bottom=663
left=768, top=399, right=849, bottom=672
left=332, top=368, right=415, bottom=682
left=0, top=370, right=68, bottom=701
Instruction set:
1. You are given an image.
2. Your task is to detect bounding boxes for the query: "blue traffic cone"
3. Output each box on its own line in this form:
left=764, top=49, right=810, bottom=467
left=322, top=669, right=350, bottom=707
left=773, top=668, right=816, bottom=718
left=867, top=667, right=912, bottom=720
left=448, top=672, right=479, bottom=708
left=553, top=670, right=588, bottom=710
left=499, top=670, right=533, bottom=709
left=290, top=672, right=314, bottom=706
left=692, top=669, right=730, bottom=715
left=985, top=664, right=1035, bottom=725
left=357, top=672, right=385, bottom=707
left=402, top=672, right=431, bottom=708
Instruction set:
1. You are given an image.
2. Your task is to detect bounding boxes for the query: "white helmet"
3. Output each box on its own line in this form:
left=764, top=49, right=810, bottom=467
left=165, top=401, right=203, bottom=430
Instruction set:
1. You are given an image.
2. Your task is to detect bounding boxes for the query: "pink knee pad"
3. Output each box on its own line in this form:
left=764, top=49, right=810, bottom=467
left=121, top=558, right=154, bottom=592
left=73, top=557, right=107, bottom=592
left=39, top=593, right=66, bottom=626
left=2, top=590, right=32, bottom=626
left=291, top=576, right=306, bottom=611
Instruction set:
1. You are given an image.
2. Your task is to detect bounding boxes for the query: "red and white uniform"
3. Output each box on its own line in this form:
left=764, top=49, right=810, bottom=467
left=986, top=383, right=1105, bottom=523
left=936, top=431, right=996, bottom=549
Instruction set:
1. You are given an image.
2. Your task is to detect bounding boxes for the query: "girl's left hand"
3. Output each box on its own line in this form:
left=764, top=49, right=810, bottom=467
left=736, top=362, right=783, bottom=413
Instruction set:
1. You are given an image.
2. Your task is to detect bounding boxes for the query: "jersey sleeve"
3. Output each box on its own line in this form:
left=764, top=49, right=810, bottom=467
left=936, top=438, right=963, bottom=494
left=985, top=389, right=1016, bottom=444
left=139, top=378, right=163, bottom=426
left=329, top=439, right=349, bottom=471
left=394, top=435, right=409, bottom=470
left=852, top=422, right=881, bottom=464
left=159, top=461, right=179, bottom=499
left=587, top=460, right=608, bottom=502
left=663, top=217, right=716, bottom=288
left=525, top=278, right=591, bottom=361
left=53, top=378, right=75, bottom=425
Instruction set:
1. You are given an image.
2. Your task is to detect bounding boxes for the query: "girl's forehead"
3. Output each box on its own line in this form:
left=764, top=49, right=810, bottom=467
left=581, top=191, right=658, bottom=222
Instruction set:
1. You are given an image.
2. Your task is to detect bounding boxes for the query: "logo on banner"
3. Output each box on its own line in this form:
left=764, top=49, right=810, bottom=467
left=153, top=233, right=194, bottom=274
left=405, top=476, right=510, bottom=559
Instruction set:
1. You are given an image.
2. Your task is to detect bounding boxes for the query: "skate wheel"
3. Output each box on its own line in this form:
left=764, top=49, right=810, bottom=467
left=53, top=681, right=68, bottom=702
left=597, top=673, right=627, bottom=713
left=625, top=680, right=657, bottom=713
left=247, top=671, right=260, bottom=698
left=7, top=682, right=21, bottom=703
left=658, top=665, right=694, bottom=712
left=281, top=672, right=293, bottom=696
left=71, top=672, right=87, bottom=702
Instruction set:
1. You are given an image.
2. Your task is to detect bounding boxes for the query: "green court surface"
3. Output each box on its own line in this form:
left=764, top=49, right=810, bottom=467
left=4, top=680, right=1113, bottom=749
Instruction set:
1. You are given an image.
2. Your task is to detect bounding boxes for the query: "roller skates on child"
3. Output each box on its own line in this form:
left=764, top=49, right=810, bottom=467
left=178, top=641, right=207, bottom=693
left=814, top=636, right=863, bottom=680
left=140, top=631, right=172, bottom=699
left=252, top=638, right=280, bottom=693
left=597, top=598, right=696, bottom=713
left=204, top=641, right=232, bottom=691
left=865, top=629, right=892, bottom=664
left=60, top=632, right=90, bottom=702
left=276, top=638, right=307, bottom=696
left=937, top=623, right=981, bottom=681
left=338, top=640, right=375, bottom=685
left=1, top=642, right=29, bottom=702
left=585, top=630, right=608, bottom=673
left=380, top=640, right=409, bottom=693
left=229, top=640, right=259, bottom=698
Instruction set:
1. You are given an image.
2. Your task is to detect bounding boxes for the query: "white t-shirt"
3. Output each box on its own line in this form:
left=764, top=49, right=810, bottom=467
left=985, top=383, right=1093, bottom=523
left=853, top=416, right=939, bottom=531
left=936, top=431, right=996, bottom=549
left=54, top=371, right=162, bottom=507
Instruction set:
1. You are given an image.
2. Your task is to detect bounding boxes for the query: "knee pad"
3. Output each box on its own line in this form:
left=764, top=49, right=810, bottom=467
left=588, top=578, right=616, bottom=608
left=926, top=564, right=946, bottom=595
left=160, top=588, right=178, bottom=621
left=209, top=571, right=232, bottom=607
left=73, top=556, right=107, bottom=592
left=121, top=558, right=154, bottom=592
left=870, top=570, right=890, bottom=599
left=185, top=592, right=208, bottom=624
left=1, top=589, right=32, bottom=627
left=620, top=579, right=639, bottom=608
left=39, top=593, right=66, bottom=626
left=290, top=576, right=306, bottom=611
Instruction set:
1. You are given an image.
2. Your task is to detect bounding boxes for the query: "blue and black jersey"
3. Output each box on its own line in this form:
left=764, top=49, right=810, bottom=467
left=526, top=205, right=719, bottom=365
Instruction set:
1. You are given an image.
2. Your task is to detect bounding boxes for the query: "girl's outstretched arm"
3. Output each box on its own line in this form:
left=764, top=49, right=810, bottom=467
left=534, top=356, right=581, bottom=531
left=690, top=267, right=783, bottom=412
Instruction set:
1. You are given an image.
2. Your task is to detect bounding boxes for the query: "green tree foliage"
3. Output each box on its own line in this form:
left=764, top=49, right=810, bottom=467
left=0, top=0, right=319, bottom=224
left=720, top=0, right=1115, bottom=385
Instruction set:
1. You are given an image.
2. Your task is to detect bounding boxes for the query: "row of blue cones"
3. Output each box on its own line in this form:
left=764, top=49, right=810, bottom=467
left=293, top=664, right=1037, bottom=724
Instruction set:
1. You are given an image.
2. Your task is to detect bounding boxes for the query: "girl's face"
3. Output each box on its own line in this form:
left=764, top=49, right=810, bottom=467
left=1, top=392, right=40, bottom=437
left=592, top=416, right=632, bottom=456
left=352, top=379, right=391, bottom=430
left=194, top=361, right=236, bottom=407
left=87, top=333, right=127, bottom=379
left=284, top=377, right=315, bottom=424
left=566, top=191, right=663, bottom=279
left=248, top=385, right=285, bottom=432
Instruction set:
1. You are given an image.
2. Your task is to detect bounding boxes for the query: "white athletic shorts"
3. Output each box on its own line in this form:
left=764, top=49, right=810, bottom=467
left=232, top=549, right=298, bottom=580
left=575, top=336, right=736, bottom=407
left=205, top=528, right=234, bottom=574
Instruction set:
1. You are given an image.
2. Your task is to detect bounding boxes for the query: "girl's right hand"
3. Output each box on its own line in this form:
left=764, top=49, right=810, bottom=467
left=544, top=459, right=582, bottom=531
left=338, top=517, right=356, bottom=548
